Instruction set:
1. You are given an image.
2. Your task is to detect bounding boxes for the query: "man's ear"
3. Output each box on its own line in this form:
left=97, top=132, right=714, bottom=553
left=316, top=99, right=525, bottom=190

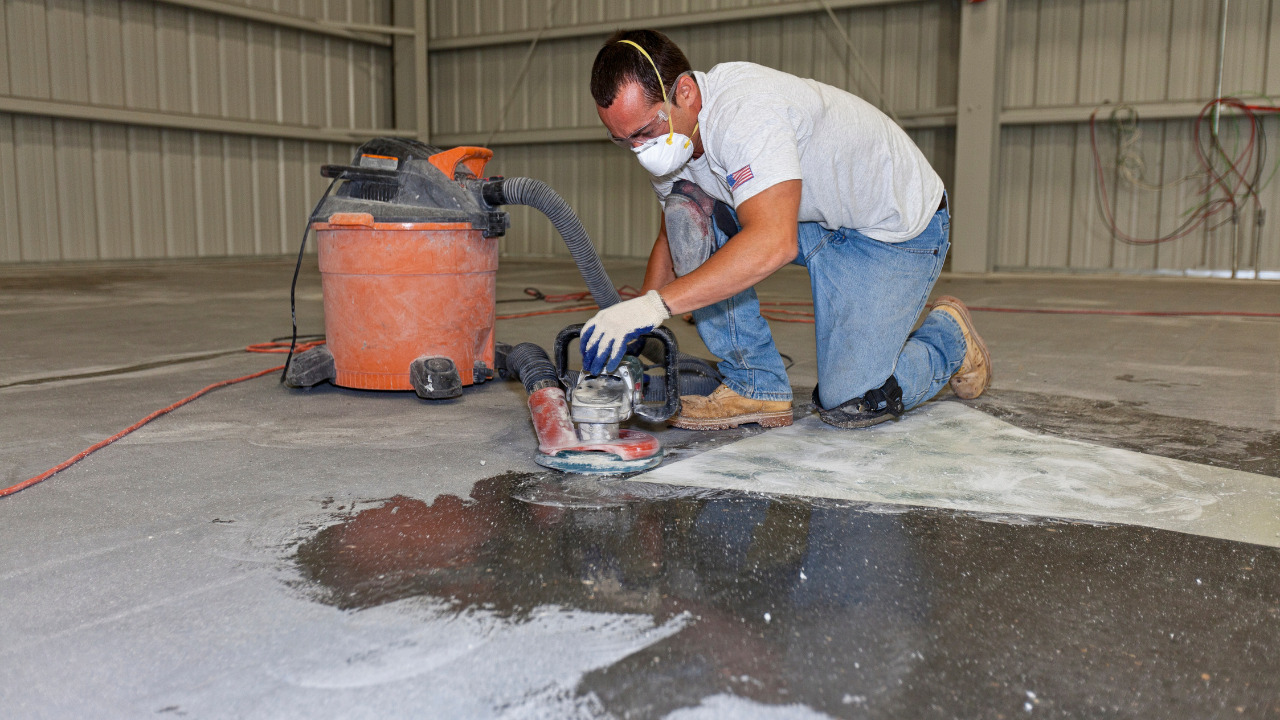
left=678, top=75, right=694, bottom=102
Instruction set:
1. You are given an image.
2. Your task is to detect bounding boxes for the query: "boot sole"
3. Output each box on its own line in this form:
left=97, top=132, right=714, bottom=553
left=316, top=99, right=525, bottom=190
left=931, top=295, right=993, bottom=399
left=669, top=410, right=794, bottom=431
left=817, top=410, right=897, bottom=429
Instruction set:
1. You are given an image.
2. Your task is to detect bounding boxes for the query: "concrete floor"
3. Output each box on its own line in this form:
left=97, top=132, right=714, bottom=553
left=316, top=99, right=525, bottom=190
left=1, top=256, right=1278, bottom=718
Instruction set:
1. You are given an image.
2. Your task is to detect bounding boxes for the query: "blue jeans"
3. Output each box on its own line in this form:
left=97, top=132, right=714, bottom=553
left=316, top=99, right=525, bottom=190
left=664, top=184, right=965, bottom=410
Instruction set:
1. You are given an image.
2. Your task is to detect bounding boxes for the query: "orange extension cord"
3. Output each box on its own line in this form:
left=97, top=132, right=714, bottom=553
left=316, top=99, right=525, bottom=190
left=7, top=287, right=1275, bottom=499
left=0, top=340, right=323, bottom=499
left=499, top=288, right=1280, bottom=325
left=4, top=284, right=639, bottom=499
left=758, top=303, right=1280, bottom=324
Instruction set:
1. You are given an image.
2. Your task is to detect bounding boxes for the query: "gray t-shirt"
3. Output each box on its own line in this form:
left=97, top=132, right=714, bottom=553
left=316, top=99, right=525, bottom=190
left=651, top=62, right=944, bottom=243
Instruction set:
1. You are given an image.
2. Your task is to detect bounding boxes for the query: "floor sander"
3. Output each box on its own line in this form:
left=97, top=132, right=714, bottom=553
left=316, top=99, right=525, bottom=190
left=284, top=138, right=718, bottom=474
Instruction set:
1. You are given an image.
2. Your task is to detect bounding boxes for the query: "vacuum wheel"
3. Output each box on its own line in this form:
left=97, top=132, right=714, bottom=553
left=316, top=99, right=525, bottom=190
left=410, top=356, right=463, bottom=399
left=285, top=346, right=336, bottom=388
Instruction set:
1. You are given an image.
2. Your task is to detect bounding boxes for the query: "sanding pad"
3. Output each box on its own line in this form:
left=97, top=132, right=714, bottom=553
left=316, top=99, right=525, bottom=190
left=534, top=449, right=665, bottom=475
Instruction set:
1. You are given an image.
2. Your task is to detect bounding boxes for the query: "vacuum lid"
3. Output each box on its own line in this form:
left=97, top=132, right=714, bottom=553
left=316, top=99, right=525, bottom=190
left=311, top=138, right=509, bottom=237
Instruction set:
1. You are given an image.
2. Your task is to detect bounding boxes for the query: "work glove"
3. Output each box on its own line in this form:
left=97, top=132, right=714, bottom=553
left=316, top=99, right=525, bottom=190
left=581, top=290, right=671, bottom=376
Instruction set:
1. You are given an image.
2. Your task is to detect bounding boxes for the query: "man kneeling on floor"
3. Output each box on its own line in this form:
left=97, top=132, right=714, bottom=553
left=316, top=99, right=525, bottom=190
left=579, top=29, right=991, bottom=430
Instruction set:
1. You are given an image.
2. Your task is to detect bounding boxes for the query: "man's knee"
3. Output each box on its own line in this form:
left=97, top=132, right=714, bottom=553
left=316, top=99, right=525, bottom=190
left=664, top=180, right=738, bottom=277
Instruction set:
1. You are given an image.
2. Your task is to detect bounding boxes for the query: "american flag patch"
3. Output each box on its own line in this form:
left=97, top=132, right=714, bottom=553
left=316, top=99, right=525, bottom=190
left=726, top=165, right=754, bottom=189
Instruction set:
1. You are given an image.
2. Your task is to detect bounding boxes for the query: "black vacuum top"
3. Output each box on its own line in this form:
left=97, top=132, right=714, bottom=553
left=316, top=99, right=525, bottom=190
left=311, top=137, right=509, bottom=237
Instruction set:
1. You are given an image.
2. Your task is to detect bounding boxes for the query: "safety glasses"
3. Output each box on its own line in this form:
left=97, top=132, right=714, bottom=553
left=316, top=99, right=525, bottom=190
left=607, top=107, right=670, bottom=148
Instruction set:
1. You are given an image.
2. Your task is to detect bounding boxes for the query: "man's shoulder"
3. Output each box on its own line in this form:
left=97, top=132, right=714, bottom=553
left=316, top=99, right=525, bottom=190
left=706, top=61, right=787, bottom=81
left=702, top=63, right=810, bottom=125
left=705, top=62, right=801, bottom=97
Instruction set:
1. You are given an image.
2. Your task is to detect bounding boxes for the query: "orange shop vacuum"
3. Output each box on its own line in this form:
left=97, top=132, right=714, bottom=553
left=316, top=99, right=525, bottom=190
left=282, top=138, right=716, bottom=474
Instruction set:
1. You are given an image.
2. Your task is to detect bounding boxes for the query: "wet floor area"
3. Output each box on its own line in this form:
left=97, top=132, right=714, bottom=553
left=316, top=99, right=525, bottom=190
left=294, top=472, right=1280, bottom=718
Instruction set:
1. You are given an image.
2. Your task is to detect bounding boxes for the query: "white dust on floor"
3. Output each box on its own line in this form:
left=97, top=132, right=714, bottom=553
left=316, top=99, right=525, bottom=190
left=640, top=402, right=1280, bottom=548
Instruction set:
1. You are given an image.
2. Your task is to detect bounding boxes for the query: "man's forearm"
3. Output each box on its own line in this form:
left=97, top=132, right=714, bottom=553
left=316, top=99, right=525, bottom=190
left=657, top=224, right=797, bottom=315
left=651, top=180, right=803, bottom=316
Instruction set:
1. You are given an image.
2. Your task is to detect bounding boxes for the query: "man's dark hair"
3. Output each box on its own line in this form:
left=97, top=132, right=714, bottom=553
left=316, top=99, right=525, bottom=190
left=590, top=29, right=692, bottom=108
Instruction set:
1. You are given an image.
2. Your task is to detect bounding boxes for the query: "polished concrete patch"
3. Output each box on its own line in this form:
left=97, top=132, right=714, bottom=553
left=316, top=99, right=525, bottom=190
left=640, top=402, right=1280, bottom=548
left=287, top=474, right=1280, bottom=718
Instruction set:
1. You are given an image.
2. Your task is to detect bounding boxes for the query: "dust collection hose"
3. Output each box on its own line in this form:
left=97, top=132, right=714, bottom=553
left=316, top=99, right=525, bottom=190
left=481, top=177, right=622, bottom=310
left=483, top=175, right=723, bottom=397
left=505, top=342, right=562, bottom=393
left=505, top=342, right=581, bottom=454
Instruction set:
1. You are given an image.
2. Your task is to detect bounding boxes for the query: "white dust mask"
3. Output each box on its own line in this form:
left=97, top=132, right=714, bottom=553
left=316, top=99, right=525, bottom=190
left=617, top=40, right=700, bottom=177
left=632, top=129, right=696, bottom=176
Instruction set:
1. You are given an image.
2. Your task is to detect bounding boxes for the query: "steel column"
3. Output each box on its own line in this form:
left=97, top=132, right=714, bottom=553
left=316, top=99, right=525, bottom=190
left=392, top=0, right=431, bottom=142
left=952, top=0, right=1006, bottom=274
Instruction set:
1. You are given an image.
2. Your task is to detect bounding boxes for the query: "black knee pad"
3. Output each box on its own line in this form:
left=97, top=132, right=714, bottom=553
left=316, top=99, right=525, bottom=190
left=862, top=376, right=905, bottom=416
left=813, top=376, right=905, bottom=429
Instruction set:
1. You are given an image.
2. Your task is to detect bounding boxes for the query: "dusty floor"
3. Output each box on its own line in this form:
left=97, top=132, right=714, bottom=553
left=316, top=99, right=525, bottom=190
left=1, top=256, right=1278, bottom=718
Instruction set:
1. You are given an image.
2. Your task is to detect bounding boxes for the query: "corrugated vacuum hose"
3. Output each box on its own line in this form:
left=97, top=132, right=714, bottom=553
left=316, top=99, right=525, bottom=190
left=480, top=175, right=724, bottom=396
left=481, top=176, right=622, bottom=310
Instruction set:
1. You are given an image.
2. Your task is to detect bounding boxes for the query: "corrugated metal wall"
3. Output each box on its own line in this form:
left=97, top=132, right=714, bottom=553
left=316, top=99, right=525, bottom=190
left=429, top=0, right=1277, bottom=276
left=7, top=0, right=1275, bottom=275
left=0, top=0, right=393, bottom=262
left=427, top=0, right=958, bottom=260
left=998, top=0, right=1279, bottom=275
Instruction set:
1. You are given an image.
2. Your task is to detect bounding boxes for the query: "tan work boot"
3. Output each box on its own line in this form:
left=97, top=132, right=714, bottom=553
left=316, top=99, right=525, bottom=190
left=928, top=295, right=992, bottom=399
left=669, top=384, right=794, bottom=430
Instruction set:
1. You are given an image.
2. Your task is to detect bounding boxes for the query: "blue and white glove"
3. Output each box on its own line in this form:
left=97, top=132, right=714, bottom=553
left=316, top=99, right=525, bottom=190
left=581, top=290, right=671, bottom=376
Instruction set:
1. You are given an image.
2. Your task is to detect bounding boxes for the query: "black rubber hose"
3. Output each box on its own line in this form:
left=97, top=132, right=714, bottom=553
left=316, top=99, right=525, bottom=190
left=641, top=356, right=723, bottom=400
left=482, top=177, right=622, bottom=309
left=506, top=342, right=561, bottom=395
left=483, top=176, right=726, bottom=394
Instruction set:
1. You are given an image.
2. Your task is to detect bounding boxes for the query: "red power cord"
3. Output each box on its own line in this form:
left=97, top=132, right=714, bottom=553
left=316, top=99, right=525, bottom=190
left=9, top=289, right=1273, bottom=498
left=8, top=285, right=644, bottom=498
left=1, top=339, right=324, bottom=499
left=760, top=300, right=1280, bottom=324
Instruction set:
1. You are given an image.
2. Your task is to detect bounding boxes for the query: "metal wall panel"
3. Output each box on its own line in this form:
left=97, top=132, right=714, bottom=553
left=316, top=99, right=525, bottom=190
left=431, top=2, right=954, bottom=137
left=426, top=0, right=921, bottom=40
left=432, top=0, right=958, bottom=259
left=436, top=0, right=1276, bottom=275
left=997, top=0, right=1279, bottom=275
left=0, top=0, right=391, bottom=263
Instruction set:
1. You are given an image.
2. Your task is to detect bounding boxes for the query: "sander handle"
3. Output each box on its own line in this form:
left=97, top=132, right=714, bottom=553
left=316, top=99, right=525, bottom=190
left=553, top=324, right=681, bottom=423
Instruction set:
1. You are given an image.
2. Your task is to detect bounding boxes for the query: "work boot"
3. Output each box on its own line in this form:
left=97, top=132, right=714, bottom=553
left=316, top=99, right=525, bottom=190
left=927, top=295, right=992, bottom=399
left=669, top=384, right=793, bottom=430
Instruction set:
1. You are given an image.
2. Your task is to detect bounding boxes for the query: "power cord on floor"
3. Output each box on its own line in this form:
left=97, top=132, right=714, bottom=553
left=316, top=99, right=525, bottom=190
left=757, top=300, right=1280, bottom=324
left=1, top=339, right=324, bottom=499
left=496, top=287, right=1280, bottom=324
left=282, top=179, right=337, bottom=384
left=494, top=285, right=640, bottom=320
left=10, top=288, right=1272, bottom=499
